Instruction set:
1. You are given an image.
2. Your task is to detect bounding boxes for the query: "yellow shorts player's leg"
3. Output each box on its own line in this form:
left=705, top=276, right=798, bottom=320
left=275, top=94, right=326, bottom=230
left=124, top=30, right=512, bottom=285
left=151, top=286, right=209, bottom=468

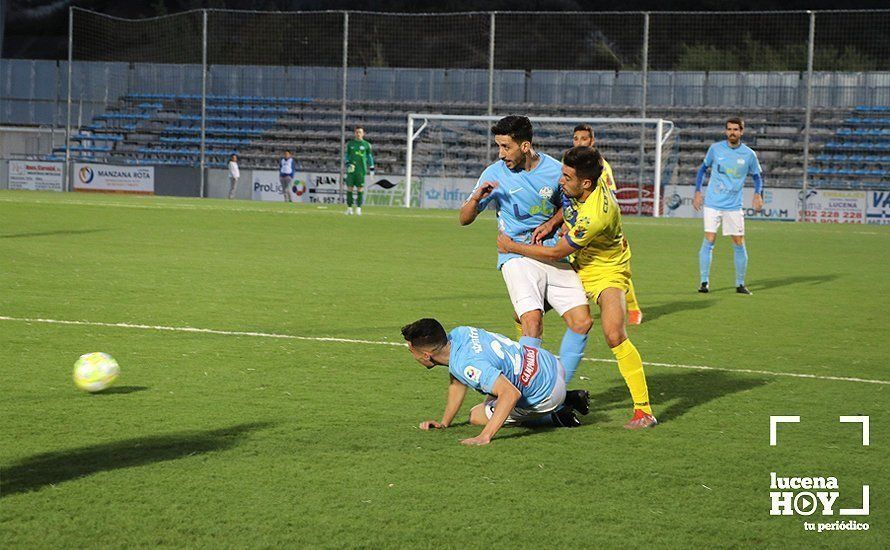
left=596, top=286, right=657, bottom=429
left=625, top=279, right=643, bottom=324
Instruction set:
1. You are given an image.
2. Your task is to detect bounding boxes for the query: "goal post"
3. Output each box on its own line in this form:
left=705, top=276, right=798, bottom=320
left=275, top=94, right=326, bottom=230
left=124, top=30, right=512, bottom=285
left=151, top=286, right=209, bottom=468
left=405, top=114, right=676, bottom=216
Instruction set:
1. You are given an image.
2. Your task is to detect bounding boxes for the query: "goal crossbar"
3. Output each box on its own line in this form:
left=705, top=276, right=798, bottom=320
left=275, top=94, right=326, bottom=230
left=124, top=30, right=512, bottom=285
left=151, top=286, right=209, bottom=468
left=405, top=113, right=675, bottom=216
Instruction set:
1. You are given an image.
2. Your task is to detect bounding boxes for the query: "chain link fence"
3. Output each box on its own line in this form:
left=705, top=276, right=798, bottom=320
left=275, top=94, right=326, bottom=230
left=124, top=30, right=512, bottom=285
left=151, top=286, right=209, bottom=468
left=50, top=8, right=890, bottom=203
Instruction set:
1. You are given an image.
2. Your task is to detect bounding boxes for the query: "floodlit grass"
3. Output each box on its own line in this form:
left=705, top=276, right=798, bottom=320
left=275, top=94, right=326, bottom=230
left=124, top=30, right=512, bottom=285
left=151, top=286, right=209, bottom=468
left=1, top=190, right=887, bottom=547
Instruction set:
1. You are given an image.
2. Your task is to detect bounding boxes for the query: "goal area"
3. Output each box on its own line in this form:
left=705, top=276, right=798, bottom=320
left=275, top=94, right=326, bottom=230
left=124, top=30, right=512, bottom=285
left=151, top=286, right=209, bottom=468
left=405, top=114, right=677, bottom=216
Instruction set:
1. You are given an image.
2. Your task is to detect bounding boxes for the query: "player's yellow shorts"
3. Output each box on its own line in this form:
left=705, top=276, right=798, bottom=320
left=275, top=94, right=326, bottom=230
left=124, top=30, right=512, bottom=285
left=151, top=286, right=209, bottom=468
left=577, top=263, right=632, bottom=304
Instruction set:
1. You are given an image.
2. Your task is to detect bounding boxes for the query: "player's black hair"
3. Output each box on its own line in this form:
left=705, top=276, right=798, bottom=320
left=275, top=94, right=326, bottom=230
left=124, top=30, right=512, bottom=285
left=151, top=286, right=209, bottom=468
left=491, top=115, right=533, bottom=145
left=563, top=146, right=605, bottom=186
left=354, top=125, right=364, bottom=131
left=573, top=123, right=594, bottom=138
left=401, top=318, right=448, bottom=350
left=726, top=117, right=745, bottom=130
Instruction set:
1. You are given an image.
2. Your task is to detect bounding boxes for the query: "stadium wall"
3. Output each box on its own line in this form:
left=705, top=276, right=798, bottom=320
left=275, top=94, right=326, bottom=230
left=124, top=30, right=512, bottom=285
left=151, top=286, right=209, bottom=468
left=2, top=59, right=890, bottom=126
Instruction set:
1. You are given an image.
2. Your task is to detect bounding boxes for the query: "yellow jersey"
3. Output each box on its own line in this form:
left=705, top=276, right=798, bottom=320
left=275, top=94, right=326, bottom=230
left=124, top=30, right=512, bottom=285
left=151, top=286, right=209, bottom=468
left=562, top=175, right=631, bottom=273
left=600, top=158, right=616, bottom=191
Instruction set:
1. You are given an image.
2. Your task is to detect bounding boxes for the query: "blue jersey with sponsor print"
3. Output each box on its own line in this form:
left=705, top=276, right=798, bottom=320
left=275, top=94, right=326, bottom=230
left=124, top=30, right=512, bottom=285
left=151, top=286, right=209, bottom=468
left=701, top=141, right=762, bottom=210
left=467, top=154, right=563, bottom=269
left=447, top=326, right=558, bottom=408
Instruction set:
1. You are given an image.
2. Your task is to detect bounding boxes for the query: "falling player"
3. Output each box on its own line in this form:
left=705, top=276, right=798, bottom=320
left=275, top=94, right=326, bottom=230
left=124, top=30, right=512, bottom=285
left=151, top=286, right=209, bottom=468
left=401, top=318, right=590, bottom=445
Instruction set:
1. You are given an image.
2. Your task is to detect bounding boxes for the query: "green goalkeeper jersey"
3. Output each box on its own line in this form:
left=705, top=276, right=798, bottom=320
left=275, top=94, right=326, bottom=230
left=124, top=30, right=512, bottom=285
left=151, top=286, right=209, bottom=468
left=345, top=139, right=375, bottom=175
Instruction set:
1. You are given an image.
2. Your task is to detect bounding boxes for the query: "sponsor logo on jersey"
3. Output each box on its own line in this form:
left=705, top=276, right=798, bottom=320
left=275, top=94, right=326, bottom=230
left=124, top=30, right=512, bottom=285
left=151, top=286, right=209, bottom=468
left=519, top=346, right=539, bottom=387
left=464, top=365, right=481, bottom=383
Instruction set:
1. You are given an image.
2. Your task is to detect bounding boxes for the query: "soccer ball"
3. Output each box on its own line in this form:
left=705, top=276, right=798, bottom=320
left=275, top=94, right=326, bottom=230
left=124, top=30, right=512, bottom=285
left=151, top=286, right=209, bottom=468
left=73, top=352, right=120, bottom=393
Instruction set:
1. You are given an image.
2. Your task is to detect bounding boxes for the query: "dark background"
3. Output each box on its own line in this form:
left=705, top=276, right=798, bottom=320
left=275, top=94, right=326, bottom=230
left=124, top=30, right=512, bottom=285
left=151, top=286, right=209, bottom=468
left=4, top=0, right=890, bottom=60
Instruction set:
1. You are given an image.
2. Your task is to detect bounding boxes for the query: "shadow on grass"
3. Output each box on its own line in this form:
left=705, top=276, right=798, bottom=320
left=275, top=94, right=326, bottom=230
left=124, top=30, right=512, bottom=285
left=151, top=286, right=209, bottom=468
left=1, top=422, right=272, bottom=497
left=587, top=370, right=769, bottom=425
left=0, top=228, right=109, bottom=239
left=750, top=274, right=840, bottom=291
left=90, top=386, right=150, bottom=395
left=637, top=299, right=717, bottom=322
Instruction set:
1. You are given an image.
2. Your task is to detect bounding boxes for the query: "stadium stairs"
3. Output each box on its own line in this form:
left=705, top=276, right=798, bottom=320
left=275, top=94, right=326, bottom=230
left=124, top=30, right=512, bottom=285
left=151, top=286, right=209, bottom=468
left=46, top=94, right=889, bottom=191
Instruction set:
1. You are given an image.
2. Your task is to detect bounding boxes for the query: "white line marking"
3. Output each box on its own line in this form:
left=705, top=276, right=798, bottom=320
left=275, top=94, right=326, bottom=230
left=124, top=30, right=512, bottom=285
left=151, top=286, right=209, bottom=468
left=1, top=314, right=888, bottom=386
left=0, top=315, right=405, bottom=347
left=581, top=356, right=890, bottom=385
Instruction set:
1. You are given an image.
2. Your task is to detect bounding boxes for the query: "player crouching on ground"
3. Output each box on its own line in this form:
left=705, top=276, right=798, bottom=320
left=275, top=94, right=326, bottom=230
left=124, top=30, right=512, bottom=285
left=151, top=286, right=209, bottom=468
left=497, top=146, right=657, bottom=429
left=402, top=318, right=590, bottom=446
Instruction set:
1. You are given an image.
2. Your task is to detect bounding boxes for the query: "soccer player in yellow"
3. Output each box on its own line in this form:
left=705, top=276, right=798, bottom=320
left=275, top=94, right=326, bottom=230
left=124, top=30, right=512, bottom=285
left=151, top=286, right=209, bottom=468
left=572, top=124, right=643, bottom=325
left=498, top=146, right=656, bottom=429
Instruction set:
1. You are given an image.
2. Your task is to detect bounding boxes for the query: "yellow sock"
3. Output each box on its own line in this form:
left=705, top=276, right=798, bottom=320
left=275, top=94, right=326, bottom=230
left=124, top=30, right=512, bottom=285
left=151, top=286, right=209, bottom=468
left=611, top=339, right=652, bottom=415
left=626, top=279, right=641, bottom=312
left=514, top=321, right=543, bottom=343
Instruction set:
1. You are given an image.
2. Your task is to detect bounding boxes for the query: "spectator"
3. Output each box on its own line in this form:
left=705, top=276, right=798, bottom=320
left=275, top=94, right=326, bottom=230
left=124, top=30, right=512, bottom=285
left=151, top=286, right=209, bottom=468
left=279, top=150, right=296, bottom=203
left=227, top=154, right=240, bottom=199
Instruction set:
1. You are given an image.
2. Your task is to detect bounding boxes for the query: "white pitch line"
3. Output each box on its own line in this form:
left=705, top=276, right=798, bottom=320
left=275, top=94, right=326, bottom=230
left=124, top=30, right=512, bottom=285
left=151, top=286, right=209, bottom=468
left=1, top=314, right=888, bottom=386
left=0, top=315, right=404, bottom=347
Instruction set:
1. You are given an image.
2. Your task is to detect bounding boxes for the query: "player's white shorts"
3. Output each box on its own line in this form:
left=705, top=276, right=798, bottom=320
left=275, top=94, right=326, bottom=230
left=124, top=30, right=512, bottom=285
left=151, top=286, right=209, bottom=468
left=501, top=257, right=588, bottom=318
left=703, top=206, right=745, bottom=236
left=484, top=361, right=567, bottom=424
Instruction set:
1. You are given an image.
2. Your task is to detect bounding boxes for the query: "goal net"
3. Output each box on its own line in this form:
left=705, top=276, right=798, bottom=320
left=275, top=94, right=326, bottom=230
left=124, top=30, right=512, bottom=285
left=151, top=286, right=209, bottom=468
left=405, top=114, right=678, bottom=216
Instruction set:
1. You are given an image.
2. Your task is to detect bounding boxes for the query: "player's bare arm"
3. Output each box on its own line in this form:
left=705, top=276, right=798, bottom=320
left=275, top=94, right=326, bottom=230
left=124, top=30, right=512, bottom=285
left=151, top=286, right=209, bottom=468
left=461, top=375, right=521, bottom=446
left=752, top=193, right=764, bottom=212
left=497, top=232, right=575, bottom=262
left=458, top=181, right=498, bottom=225
left=531, top=208, right=564, bottom=244
left=420, top=375, right=467, bottom=430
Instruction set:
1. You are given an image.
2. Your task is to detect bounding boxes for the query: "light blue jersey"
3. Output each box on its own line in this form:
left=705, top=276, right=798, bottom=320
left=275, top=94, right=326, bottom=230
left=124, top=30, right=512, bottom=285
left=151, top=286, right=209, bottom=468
left=448, top=326, right=559, bottom=408
left=467, top=154, right=563, bottom=269
left=701, top=141, right=762, bottom=210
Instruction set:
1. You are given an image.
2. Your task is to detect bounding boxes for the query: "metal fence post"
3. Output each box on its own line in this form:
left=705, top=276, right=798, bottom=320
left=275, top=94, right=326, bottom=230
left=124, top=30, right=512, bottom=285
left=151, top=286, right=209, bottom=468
left=65, top=6, right=73, bottom=191
left=486, top=12, right=496, bottom=163
left=801, top=10, right=816, bottom=221
left=638, top=12, right=650, bottom=215
left=199, top=9, right=207, bottom=198
left=487, top=12, right=495, bottom=116
left=338, top=11, right=349, bottom=205
left=405, top=115, right=414, bottom=208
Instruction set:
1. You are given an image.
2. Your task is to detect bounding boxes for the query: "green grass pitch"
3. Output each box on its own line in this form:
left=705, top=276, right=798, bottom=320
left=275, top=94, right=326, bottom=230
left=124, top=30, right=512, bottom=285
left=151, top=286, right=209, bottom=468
left=1, top=190, right=887, bottom=547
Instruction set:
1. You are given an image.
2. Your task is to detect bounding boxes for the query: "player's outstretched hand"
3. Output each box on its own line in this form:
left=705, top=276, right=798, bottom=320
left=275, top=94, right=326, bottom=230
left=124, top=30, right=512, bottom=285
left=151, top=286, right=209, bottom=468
left=419, top=420, right=446, bottom=430
left=752, top=193, right=764, bottom=212
left=692, top=191, right=703, bottom=212
left=497, top=232, right=515, bottom=253
left=460, top=435, right=492, bottom=446
left=475, top=181, right=498, bottom=201
left=531, top=221, right=553, bottom=244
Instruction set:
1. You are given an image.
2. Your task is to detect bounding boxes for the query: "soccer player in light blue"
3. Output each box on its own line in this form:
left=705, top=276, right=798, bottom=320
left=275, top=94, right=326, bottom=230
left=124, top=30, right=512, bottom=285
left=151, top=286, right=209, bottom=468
left=693, top=117, right=765, bottom=295
left=458, top=116, right=592, bottom=398
left=401, top=318, right=590, bottom=446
